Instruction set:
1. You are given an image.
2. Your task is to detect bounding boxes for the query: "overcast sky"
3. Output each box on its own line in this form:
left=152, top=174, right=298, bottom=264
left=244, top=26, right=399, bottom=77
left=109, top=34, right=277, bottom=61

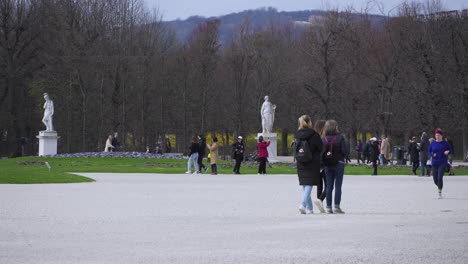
left=144, top=0, right=468, bottom=21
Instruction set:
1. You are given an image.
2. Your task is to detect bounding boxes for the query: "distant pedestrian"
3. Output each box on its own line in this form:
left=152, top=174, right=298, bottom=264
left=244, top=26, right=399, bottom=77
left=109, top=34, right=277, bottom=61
left=363, top=139, right=372, bottom=164
left=197, top=135, right=208, bottom=173
left=345, top=139, right=352, bottom=164
left=380, top=135, right=391, bottom=165
left=257, top=135, right=270, bottom=175
left=155, top=146, right=162, bottom=154
left=186, top=136, right=200, bottom=174
left=232, top=136, right=245, bottom=174
left=419, top=132, right=430, bottom=176
left=369, top=137, right=380, bottom=175
left=321, top=120, right=347, bottom=214
left=294, top=115, right=322, bottom=214
left=408, top=136, right=419, bottom=175
left=428, top=129, right=453, bottom=199
left=104, top=135, right=114, bottom=152
left=206, top=136, right=219, bottom=175
left=426, top=137, right=435, bottom=176
left=356, top=139, right=364, bottom=164
left=446, top=137, right=454, bottom=165
left=165, top=137, right=172, bottom=153
left=111, top=132, right=120, bottom=152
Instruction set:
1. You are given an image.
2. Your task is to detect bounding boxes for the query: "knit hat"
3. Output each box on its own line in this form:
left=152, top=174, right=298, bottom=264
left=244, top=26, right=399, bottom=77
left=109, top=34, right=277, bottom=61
left=369, top=137, right=377, bottom=141
left=434, top=129, right=443, bottom=135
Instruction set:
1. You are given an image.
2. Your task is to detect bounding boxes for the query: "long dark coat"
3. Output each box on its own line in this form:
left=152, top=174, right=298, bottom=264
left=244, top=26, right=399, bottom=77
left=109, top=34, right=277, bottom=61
left=408, top=142, right=419, bottom=163
left=295, top=128, right=323, bottom=186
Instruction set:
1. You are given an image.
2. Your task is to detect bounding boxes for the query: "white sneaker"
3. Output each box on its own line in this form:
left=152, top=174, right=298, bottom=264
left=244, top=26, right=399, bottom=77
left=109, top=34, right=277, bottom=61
left=299, top=205, right=306, bottom=214
left=185, top=171, right=191, bottom=174
left=314, top=200, right=325, bottom=213
left=305, top=209, right=313, bottom=214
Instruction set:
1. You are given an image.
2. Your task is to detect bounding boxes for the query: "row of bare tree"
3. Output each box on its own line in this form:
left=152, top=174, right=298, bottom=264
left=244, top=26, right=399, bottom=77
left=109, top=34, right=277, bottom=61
left=1, top=0, right=467, bottom=158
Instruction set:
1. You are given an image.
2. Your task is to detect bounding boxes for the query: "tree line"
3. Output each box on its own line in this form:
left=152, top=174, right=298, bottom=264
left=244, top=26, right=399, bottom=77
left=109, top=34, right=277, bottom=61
left=0, top=0, right=467, bottom=158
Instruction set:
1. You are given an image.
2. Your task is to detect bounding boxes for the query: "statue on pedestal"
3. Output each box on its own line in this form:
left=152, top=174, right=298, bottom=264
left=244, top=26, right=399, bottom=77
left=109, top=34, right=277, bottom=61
left=42, top=93, right=54, bottom=131
left=261, top=95, right=276, bottom=134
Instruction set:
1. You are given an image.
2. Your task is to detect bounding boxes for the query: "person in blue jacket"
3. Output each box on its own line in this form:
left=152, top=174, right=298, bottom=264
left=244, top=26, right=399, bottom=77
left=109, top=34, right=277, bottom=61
left=427, top=129, right=453, bottom=199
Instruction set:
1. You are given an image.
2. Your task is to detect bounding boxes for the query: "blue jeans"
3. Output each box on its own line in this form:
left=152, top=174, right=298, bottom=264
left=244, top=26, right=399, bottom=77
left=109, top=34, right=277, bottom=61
left=188, top=153, right=199, bottom=172
left=420, top=156, right=428, bottom=176
left=325, top=161, right=345, bottom=208
left=379, top=154, right=386, bottom=165
left=301, top=185, right=313, bottom=210
left=432, top=164, right=446, bottom=190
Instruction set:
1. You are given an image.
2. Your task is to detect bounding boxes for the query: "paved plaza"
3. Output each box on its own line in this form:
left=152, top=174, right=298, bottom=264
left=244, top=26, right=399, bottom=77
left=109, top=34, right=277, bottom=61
left=1, top=173, right=468, bottom=264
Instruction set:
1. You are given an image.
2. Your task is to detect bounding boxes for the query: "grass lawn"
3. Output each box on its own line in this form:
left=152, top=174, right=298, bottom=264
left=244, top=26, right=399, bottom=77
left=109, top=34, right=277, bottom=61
left=1, top=157, right=467, bottom=184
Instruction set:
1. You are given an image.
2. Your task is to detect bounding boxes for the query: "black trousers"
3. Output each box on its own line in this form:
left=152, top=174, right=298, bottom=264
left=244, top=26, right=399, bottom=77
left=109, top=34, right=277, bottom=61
left=258, top=157, right=267, bottom=174
left=357, top=152, right=364, bottom=164
left=234, top=158, right=242, bottom=173
left=317, top=169, right=326, bottom=201
left=372, top=160, right=378, bottom=175
left=364, top=154, right=370, bottom=164
left=198, top=153, right=206, bottom=170
left=412, top=161, right=419, bottom=174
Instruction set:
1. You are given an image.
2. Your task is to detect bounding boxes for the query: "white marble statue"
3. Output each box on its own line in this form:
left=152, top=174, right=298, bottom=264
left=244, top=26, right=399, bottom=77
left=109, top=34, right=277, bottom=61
left=42, top=93, right=54, bottom=131
left=261, top=95, right=276, bottom=134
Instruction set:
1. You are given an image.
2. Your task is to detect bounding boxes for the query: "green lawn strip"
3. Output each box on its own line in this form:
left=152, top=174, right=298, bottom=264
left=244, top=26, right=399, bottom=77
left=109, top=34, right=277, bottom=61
left=1, top=157, right=467, bottom=184
left=0, top=162, right=94, bottom=184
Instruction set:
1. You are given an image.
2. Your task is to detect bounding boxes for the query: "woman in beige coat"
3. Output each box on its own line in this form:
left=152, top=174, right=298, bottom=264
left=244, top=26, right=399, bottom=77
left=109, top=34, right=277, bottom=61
left=380, top=136, right=392, bottom=165
left=207, top=136, right=219, bottom=175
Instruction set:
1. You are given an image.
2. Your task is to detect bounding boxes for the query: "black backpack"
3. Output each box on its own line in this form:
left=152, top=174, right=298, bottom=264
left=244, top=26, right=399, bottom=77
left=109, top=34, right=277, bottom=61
left=323, top=135, right=339, bottom=166
left=294, top=139, right=313, bottom=162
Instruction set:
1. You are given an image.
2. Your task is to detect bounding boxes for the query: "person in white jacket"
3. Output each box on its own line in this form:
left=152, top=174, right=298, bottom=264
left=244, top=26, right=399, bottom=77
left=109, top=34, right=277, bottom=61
left=104, top=135, right=114, bottom=152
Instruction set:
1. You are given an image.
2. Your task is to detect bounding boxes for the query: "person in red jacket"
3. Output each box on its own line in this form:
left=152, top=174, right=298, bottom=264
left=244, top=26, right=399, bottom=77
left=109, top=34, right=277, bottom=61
left=257, top=135, right=271, bottom=175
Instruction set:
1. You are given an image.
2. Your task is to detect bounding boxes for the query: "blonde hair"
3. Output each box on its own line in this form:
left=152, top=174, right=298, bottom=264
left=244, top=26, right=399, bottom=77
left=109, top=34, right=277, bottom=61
left=298, top=115, right=312, bottom=129
left=322, top=119, right=339, bottom=136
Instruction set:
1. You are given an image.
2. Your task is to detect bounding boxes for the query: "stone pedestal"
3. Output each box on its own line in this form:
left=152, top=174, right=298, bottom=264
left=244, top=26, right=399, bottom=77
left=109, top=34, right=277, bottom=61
left=37, top=131, right=60, bottom=156
left=257, top=132, right=278, bottom=163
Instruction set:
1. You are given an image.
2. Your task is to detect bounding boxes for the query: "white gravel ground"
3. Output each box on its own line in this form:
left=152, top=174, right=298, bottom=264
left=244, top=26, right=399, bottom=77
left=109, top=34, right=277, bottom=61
left=1, top=173, right=468, bottom=264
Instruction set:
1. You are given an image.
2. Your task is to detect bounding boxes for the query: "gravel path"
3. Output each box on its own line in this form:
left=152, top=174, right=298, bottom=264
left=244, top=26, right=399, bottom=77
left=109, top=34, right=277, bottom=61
left=1, top=173, right=468, bottom=264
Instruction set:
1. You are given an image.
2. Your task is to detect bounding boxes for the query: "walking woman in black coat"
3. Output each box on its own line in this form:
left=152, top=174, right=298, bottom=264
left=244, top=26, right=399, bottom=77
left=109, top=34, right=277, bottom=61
left=295, top=115, right=323, bottom=214
left=369, top=137, right=380, bottom=175
left=408, top=136, right=420, bottom=175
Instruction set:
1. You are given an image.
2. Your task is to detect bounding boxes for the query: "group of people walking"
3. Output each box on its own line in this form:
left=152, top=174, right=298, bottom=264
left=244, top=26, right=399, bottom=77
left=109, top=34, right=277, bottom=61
left=186, top=135, right=219, bottom=175
left=186, top=134, right=271, bottom=176
left=104, top=132, right=120, bottom=152
left=358, top=136, right=391, bottom=167
left=185, top=120, right=454, bottom=212
left=295, top=116, right=347, bottom=214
